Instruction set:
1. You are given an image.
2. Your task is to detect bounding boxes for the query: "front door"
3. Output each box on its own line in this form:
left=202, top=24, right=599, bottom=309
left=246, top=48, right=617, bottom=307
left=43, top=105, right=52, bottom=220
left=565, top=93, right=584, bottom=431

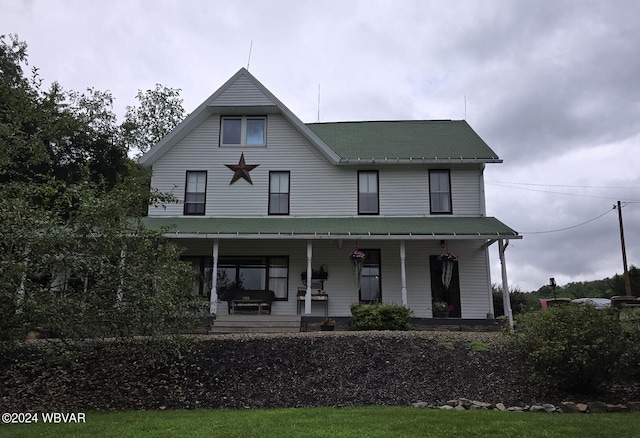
left=429, top=255, right=461, bottom=318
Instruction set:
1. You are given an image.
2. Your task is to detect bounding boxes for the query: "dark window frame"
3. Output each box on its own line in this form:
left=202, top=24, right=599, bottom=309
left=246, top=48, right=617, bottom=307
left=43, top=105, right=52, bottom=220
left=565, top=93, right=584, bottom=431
left=184, top=170, right=207, bottom=216
left=358, top=170, right=379, bottom=215
left=359, top=249, right=382, bottom=303
left=268, top=171, right=290, bottom=215
left=429, top=169, right=452, bottom=215
left=217, top=255, right=290, bottom=301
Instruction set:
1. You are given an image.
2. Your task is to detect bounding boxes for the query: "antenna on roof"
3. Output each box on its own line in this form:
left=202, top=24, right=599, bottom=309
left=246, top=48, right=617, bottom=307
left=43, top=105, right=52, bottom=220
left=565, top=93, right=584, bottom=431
left=247, top=40, right=253, bottom=71
left=464, top=95, right=467, bottom=120
left=317, top=83, right=320, bottom=122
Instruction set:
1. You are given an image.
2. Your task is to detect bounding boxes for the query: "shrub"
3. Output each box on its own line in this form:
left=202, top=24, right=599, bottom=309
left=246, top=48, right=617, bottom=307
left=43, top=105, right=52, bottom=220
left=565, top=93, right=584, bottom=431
left=507, top=305, right=631, bottom=392
left=350, top=303, right=413, bottom=331
left=492, top=290, right=535, bottom=316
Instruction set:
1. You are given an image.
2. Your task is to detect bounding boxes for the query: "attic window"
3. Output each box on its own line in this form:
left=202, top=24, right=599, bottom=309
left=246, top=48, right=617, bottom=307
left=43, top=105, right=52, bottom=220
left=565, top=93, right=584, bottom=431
left=221, top=116, right=266, bottom=146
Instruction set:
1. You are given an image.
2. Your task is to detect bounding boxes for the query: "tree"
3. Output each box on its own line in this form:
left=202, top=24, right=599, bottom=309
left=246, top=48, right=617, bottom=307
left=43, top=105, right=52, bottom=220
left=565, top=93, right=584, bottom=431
left=121, top=84, right=185, bottom=155
left=0, top=36, right=202, bottom=343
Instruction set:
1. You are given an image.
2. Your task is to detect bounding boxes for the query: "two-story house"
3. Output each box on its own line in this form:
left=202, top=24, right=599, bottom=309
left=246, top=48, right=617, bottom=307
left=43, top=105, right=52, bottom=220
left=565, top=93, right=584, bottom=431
left=138, top=68, right=520, bottom=322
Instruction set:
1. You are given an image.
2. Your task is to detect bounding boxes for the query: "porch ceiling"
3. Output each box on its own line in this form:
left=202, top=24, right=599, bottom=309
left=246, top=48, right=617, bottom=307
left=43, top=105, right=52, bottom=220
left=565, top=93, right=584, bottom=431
left=140, top=216, right=520, bottom=240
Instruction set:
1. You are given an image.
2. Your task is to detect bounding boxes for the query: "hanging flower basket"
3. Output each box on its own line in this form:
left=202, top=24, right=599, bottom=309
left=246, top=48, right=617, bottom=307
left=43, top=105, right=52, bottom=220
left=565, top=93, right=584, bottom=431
left=437, top=252, right=458, bottom=290
left=349, top=250, right=365, bottom=290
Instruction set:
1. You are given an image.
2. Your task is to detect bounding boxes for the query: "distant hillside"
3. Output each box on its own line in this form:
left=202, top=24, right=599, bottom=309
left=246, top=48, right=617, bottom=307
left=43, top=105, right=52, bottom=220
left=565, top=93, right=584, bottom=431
left=530, top=265, right=639, bottom=299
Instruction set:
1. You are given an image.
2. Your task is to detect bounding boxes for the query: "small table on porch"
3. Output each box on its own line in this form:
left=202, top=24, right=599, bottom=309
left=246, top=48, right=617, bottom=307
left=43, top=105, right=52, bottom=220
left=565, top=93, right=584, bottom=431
left=296, top=290, right=329, bottom=317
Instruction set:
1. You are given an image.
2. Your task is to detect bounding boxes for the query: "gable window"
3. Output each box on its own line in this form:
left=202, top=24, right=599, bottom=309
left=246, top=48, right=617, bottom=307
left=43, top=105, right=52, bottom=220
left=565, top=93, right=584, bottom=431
left=359, top=249, right=381, bottom=303
left=269, top=171, right=290, bottom=215
left=429, top=170, right=452, bottom=214
left=217, top=256, right=289, bottom=300
left=358, top=170, right=379, bottom=214
left=221, top=116, right=266, bottom=146
left=184, top=171, right=207, bottom=215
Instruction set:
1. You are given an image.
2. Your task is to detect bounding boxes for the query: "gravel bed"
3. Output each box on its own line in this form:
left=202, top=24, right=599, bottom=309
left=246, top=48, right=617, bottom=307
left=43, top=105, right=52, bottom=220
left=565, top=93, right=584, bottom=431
left=1, top=330, right=637, bottom=411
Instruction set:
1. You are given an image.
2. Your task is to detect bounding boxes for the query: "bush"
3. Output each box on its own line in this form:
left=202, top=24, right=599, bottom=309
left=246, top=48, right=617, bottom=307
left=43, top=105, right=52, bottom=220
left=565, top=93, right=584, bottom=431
left=507, top=305, right=633, bottom=392
left=350, top=303, right=413, bottom=331
left=492, top=290, right=534, bottom=316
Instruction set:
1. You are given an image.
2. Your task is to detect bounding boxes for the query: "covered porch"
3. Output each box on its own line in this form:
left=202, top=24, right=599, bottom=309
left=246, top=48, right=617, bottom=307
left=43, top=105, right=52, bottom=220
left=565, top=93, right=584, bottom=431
left=142, top=216, right=520, bottom=323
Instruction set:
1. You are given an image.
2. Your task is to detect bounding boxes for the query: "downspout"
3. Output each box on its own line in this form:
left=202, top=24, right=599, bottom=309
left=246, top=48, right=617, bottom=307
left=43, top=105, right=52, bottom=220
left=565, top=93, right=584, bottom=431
left=498, top=239, right=513, bottom=328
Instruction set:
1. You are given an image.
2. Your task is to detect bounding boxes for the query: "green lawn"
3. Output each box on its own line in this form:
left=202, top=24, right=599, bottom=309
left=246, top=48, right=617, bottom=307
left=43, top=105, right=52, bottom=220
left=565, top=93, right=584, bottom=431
left=2, top=407, right=638, bottom=438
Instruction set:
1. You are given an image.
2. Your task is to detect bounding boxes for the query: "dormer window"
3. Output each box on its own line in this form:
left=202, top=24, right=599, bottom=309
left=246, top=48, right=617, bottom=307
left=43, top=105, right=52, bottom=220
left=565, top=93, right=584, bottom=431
left=221, top=116, right=266, bottom=146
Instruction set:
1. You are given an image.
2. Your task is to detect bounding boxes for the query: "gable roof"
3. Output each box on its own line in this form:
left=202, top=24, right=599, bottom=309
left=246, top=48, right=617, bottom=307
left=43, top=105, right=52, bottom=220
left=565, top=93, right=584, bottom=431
left=138, top=68, right=502, bottom=168
left=138, top=68, right=341, bottom=168
left=307, top=120, right=501, bottom=163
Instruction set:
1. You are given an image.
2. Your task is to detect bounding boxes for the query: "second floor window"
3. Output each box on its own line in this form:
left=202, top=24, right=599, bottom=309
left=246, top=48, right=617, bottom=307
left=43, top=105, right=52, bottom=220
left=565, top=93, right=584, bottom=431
left=269, top=171, right=290, bottom=215
left=184, top=171, right=206, bottom=215
left=429, top=170, right=452, bottom=214
left=221, top=116, right=266, bottom=146
left=358, top=170, right=379, bottom=214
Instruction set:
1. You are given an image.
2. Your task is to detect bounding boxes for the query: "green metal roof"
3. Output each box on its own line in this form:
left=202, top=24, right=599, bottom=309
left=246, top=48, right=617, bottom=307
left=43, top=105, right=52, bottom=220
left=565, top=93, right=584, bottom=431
left=306, top=120, right=500, bottom=163
left=141, top=216, right=519, bottom=240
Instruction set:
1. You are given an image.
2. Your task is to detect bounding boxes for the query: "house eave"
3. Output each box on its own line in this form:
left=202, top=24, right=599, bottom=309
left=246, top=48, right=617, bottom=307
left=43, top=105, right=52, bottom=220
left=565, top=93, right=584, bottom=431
left=160, top=232, right=521, bottom=240
left=336, top=157, right=503, bottom=165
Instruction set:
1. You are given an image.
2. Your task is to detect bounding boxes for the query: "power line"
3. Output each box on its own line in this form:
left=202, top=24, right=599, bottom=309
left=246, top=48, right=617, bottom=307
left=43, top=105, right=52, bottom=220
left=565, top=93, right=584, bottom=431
left=519, top=206, right=617, bottom=235
left=486, top=181, right=640, bottom=190
left=487, top=182, right=640, bottom=202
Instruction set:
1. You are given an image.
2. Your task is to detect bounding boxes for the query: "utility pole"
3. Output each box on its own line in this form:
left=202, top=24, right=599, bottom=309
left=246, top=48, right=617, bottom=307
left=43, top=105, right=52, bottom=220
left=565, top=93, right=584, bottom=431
left=617, top=201, right=633, bottom=296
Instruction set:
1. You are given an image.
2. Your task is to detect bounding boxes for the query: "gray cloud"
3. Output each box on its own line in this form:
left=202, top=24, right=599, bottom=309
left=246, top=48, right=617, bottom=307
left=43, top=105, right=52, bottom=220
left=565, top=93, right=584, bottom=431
left=2, top=0, right=638, bottom=291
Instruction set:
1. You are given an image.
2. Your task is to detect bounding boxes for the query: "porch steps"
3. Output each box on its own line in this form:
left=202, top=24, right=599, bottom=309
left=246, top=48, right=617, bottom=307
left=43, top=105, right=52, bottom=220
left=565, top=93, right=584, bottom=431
left=210, top=315, right=302, bottom=334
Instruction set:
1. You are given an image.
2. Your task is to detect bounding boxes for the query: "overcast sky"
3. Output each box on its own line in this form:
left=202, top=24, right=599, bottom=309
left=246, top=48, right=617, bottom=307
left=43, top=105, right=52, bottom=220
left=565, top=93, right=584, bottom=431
left=3, top=0, right=639, bottom=292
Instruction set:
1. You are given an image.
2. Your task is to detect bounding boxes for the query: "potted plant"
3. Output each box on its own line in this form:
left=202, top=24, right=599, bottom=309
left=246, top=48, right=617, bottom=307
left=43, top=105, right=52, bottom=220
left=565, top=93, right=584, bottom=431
left=320, top=318, right=336, bottom=331
left=432, top=300, right=451, bottom=318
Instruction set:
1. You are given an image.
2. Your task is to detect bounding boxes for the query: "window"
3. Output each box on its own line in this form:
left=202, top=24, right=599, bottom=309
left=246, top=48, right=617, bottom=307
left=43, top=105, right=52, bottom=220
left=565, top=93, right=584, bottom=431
left=269, top=171, right=290, bottom=215
left=221, top=116, right=266, bottom=146
left=217, top=256, right=289, bottom=300
left=359, top=249, right=381, bottom=303
left=429, top=170, right=452, bottom=214
left=358, top=170, right=379, bottom=214
left=184, top=171, right=206, bottom=215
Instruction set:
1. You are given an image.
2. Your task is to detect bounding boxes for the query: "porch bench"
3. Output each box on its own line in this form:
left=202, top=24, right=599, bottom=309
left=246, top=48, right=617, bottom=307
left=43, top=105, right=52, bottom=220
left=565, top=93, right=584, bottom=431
left=225, top=290, right=275, bottom=315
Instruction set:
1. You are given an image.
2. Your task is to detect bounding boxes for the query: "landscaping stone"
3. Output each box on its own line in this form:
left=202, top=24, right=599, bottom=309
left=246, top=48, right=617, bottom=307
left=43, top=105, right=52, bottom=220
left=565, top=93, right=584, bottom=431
left=560, top=401, right=579, bottom=413
left=588, top=402, right=608, bottom=413
left=495, top=402, right=507, bottom=411
left=577, top=403, right=589, bottom=413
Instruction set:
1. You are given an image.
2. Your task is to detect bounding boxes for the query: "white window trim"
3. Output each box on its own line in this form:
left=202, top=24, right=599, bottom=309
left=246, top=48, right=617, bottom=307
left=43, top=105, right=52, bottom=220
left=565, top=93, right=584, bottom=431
left=220, top=116, right=267, bottom=147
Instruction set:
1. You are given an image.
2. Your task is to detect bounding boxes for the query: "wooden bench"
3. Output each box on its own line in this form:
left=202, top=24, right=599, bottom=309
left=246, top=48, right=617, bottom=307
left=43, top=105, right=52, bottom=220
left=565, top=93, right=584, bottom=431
left=224, top=290, right=275, bottom=315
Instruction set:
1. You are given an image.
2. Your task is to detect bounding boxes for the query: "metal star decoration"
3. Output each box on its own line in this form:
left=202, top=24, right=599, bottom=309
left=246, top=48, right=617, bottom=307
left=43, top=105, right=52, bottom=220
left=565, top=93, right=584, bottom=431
left=225, top=153, right=259, bottom=184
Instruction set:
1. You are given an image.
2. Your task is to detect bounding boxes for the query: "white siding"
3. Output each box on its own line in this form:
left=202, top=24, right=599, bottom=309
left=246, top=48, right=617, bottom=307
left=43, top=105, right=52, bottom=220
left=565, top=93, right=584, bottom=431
left=177, top=238, right=492, bottom=318
left=149, top=113, right=486, bottom=218
left=211, top=76, right=274, bottom=106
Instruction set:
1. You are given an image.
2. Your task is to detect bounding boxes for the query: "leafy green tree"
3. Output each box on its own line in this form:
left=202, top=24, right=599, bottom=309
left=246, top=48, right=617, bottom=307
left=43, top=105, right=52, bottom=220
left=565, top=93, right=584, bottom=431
left=121, top=84, right=185, bottom=155
left=0, top=36, right=202, bottom=343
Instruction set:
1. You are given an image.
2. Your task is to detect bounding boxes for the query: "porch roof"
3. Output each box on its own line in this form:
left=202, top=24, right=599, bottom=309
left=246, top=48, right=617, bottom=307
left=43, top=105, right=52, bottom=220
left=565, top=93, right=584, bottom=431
left=141, top=216, right=520, bottom=240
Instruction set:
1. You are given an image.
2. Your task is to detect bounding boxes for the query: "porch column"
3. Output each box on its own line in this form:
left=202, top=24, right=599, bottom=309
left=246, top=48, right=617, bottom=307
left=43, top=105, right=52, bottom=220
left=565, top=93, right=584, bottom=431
left=498, top=239, right=513, bottom=328
left=305, top=241, right=312, bottom=315
left=210, top=239, right=219, bottom=314
left=400, top=241, right=407, bottom=307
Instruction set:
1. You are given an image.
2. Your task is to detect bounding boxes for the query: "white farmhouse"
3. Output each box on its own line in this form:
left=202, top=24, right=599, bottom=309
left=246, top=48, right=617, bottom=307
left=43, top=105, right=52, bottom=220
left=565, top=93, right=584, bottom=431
left=139, top=68, right=520, bottom=325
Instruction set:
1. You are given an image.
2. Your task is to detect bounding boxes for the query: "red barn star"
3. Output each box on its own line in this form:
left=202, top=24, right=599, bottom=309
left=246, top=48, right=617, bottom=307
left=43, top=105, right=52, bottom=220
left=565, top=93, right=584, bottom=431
left=225, top=153, right=259, bottom=184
